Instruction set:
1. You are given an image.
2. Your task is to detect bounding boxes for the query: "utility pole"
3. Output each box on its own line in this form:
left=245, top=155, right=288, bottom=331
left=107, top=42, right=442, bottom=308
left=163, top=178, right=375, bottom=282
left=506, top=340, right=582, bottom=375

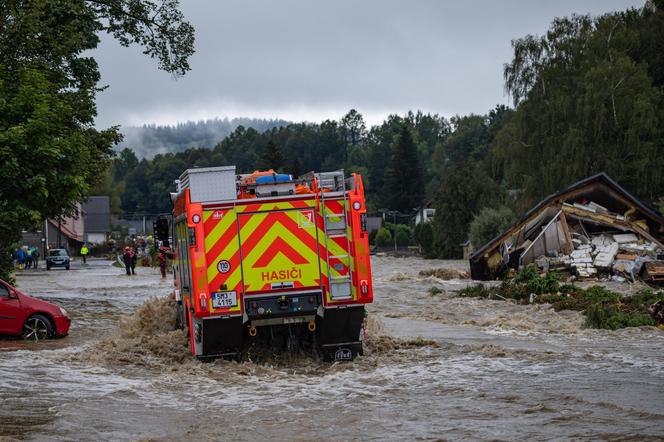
left=43, top=219, right=48, bottom=257
left=393, top=211, right=397, bottom=252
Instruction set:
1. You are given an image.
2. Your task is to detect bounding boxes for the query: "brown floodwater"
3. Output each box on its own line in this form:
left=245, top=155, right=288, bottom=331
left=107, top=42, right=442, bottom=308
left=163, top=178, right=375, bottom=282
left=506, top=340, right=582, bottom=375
left=1, top=257, right=663, bottom=441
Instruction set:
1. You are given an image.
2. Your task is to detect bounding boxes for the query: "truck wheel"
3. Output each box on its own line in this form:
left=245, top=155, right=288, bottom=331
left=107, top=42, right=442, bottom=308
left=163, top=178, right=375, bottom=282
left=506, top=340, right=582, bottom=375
left=22, top=315, right=53, bottom=341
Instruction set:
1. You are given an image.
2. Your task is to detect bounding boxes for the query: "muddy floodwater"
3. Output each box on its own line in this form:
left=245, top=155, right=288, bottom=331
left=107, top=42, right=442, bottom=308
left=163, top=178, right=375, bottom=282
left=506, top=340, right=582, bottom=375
left=2, top=257, right=663, bottom=441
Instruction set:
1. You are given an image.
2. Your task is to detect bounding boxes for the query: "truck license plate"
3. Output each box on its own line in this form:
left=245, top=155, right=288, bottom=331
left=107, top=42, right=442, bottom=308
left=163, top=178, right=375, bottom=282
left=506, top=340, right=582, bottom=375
left=212, top=291, right=237, bottom=308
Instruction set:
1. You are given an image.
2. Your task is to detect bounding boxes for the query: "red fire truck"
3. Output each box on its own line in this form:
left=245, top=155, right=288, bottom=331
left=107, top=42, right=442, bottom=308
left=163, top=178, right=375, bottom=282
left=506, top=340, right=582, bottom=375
left=169, top=166, right=373, bottom=361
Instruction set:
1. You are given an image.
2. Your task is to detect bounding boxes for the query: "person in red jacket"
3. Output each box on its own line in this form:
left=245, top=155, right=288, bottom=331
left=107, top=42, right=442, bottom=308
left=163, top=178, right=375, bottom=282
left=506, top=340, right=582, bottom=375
left=122, top=246, right=135, bottom=275
left=158, top=251, right=167, bottom=278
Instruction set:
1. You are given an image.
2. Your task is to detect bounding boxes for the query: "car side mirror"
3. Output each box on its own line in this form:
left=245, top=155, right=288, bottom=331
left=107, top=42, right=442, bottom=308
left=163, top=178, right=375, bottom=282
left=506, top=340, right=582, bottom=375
left=8, top=289, right=18, bottom=299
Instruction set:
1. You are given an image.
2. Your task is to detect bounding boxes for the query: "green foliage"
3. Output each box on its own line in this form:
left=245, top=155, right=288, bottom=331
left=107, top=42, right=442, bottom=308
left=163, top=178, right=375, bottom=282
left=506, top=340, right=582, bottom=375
left=394, top=225, right=412, bottom=246
left=382, top=126, right=424, bottom=212
left=431, top=162, right=503, bottom=258
left=374, top=227, right=393, bottom=247
left=428, top=286, right=443, bottom=296
left=498, top=5, right=664, bottom=209
left=513, top=265, right=560, bottom=295
left=0, top=0, right=194, bottom=281
left=469, top=206, right=515, bottom=249
left=585, top=304, right=655, bottom=330
left=102, top=110, right=452, bottom=227
left=458, top=284, right=492, bottom=299
left=414, top=222, right=436, bottom=258
left=430, top=111, right=512, bottom=258
left=258, top=140, right=284, bottom=171
left=459, top=273, right=664, bottom=330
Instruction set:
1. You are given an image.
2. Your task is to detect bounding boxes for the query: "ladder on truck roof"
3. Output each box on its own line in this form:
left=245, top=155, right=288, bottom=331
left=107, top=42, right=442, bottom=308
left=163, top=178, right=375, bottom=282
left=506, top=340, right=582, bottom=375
left=318, top=171, right=353, bottom=300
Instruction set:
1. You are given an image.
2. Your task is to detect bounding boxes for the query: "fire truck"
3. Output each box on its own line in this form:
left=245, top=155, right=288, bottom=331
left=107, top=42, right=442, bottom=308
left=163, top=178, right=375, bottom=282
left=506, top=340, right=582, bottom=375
left=168, top=166, right=373, bottom=361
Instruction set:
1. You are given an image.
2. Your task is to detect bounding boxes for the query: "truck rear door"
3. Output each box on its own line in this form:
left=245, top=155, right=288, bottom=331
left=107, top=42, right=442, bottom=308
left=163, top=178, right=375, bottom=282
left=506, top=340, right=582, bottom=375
left=237, top=204, right=322, bottom=293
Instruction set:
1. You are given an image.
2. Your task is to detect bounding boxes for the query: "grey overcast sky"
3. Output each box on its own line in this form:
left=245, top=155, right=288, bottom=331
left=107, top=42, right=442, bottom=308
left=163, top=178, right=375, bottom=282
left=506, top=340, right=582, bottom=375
left=93, top=0, right=644, bottom=128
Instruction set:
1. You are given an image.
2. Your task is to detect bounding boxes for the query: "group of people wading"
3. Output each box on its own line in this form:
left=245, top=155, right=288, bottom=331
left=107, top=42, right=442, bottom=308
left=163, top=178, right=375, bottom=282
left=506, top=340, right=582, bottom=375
left=121, top=245, right=169, bottom=278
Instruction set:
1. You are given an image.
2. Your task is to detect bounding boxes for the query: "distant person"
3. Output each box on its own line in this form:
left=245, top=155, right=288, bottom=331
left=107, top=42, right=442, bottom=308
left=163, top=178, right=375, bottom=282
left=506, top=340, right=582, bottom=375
left=158, top=251, right=167, bottom=278
left=25, top=247, right=33, bottom=269
left=32, top=247, right=40, bottom=269
left=130, top=247, right=137, bottom=275
left=122, top=246, right=134, bottom=275
left=80, top=244, right=89, bottom=264
left=13, top=248, right=23, bottom=269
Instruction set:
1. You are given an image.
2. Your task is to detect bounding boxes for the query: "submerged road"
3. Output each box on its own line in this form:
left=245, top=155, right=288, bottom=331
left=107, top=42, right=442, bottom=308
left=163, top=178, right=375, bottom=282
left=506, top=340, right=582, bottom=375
left=1, top=257, right=663, bottom=440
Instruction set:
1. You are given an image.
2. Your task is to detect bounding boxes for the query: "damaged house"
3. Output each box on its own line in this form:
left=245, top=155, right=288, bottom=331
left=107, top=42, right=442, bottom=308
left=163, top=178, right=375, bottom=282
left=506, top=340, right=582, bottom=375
left=470, top=173, right=664, bottom=282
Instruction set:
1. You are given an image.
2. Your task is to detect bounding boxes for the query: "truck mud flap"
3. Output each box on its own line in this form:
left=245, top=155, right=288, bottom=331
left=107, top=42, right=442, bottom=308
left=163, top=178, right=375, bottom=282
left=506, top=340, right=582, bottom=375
left=317, top=306, right=365, bottom=361
left=197, top=316, right=243, bottom=360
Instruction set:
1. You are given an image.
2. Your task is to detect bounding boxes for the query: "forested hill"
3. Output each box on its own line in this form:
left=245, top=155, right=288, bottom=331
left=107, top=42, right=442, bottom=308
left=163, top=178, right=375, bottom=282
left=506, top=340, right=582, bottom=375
left=117, top=117, right=290, bottom=158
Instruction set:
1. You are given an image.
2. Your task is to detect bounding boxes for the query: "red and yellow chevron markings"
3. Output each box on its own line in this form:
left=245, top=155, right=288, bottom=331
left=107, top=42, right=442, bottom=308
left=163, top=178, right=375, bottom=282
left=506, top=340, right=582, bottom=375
left=239, top=210, right=322, bottom=291
left=253, top=237, right=309, bottom=267
left=202, top=197, right=356, bottom=310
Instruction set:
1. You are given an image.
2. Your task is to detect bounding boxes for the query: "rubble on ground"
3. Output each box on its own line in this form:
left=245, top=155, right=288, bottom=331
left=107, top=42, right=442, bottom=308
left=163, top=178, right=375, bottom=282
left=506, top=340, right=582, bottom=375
left=534, top=229, right=661, bottom=282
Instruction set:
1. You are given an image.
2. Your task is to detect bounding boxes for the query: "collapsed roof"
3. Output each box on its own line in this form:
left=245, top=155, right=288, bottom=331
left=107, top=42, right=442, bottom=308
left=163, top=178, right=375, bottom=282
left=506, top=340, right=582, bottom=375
left=469, top=173, right=664, bottom=280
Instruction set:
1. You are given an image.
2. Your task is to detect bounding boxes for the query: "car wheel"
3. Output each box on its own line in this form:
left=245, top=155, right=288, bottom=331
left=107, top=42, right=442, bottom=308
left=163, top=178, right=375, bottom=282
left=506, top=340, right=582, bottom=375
left=47, top=264, right=51, bottom=270
left=66, top=265, right=70, bottom=270
left=22, top=315, right=53, bottom=341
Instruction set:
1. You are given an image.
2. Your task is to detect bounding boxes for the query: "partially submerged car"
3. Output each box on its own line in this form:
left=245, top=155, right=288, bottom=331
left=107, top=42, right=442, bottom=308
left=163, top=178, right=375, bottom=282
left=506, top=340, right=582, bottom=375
left=46, top=248, right=70, bottom=270
left=0, top=278, right=70, bottom=340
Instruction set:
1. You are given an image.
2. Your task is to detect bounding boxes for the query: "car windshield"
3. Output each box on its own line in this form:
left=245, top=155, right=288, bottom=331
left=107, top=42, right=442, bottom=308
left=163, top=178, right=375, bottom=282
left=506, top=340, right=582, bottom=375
left=49, top=250, right=67, bottom=257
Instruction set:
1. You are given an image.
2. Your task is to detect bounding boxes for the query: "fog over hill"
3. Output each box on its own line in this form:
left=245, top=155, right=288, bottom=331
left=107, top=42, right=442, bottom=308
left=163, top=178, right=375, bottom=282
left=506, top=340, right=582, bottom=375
left=116, top=117, right=290, bottom=158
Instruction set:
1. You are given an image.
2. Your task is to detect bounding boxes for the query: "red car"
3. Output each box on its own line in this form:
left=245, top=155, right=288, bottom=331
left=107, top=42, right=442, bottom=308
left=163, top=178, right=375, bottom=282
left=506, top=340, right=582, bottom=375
left=0, top=278, right=71, bottom=340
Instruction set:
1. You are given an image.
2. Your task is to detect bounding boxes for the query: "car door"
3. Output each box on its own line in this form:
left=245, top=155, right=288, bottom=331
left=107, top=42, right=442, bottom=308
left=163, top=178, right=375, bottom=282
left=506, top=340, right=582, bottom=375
left=0, top=282, right=23, bottom=335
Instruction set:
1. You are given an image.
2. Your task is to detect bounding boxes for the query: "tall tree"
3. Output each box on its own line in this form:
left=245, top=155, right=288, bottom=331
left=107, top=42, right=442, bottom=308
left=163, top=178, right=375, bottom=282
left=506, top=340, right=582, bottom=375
left=258, top=140, right=284, bottom=171
left=382, top=126, right=424, bottom=212
left=498, top=3, right=664, bottom=208
left=0, top=0, right=194, bottom=281
left=340, top=109, right=366, bottom=163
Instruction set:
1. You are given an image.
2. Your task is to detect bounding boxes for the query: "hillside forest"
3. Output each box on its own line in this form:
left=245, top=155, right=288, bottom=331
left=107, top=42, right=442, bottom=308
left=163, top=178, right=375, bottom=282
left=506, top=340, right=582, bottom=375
left=99, top=2, right=664, bottom=259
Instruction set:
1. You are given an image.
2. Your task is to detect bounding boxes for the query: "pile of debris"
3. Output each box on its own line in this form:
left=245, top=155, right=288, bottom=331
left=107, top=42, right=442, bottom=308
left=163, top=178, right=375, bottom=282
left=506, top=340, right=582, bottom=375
left=538, top=230, right=662, bottom=282
left=469, top=173, right=664, bottom=283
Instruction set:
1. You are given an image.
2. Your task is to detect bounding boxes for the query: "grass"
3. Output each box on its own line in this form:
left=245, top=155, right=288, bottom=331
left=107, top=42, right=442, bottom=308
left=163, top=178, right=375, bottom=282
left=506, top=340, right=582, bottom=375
left=458, top=265, right=664, bottom=330
left=428, top=286, right=443, bottom=296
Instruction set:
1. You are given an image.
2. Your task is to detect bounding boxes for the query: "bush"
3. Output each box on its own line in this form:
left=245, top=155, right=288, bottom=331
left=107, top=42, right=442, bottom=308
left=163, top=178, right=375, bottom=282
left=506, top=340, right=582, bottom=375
left=468, top=205, right=515, bottom=249
left=414, top=222, right=436, bottom=258
left=513, top=265, right=560, bottom=295
left=458, top=284, right=493, bottom=298
left=585, top=304, right=655, bottom=330
left=374, top=227, right=393, bottom=247
left=394, top=225, right=412, bottom=246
